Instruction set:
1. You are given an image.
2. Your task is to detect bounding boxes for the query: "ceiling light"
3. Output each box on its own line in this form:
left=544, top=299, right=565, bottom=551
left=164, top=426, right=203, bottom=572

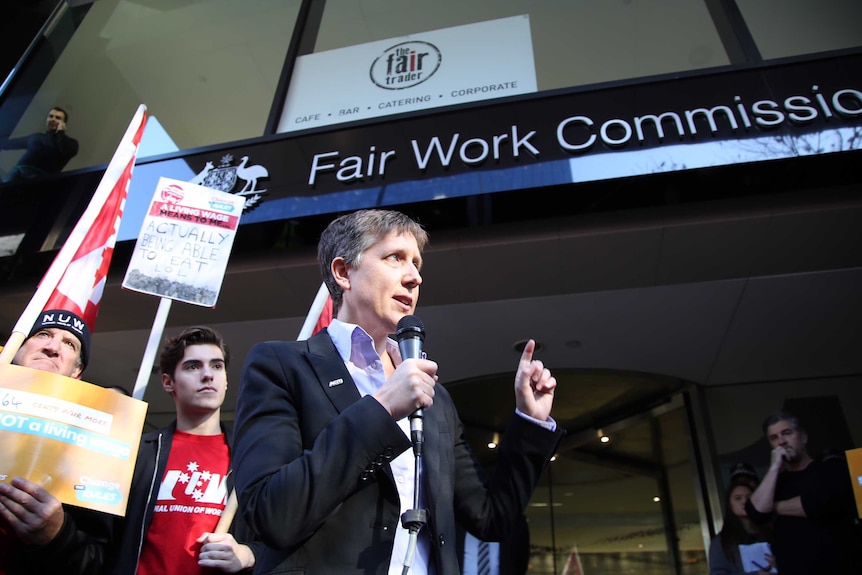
left=487, top=432, right=500, bottom=449
left=653, top=496, right=661, bottom=503
left=513, top=339, right=544, bottom=353
left=597, top=428, right=610, bottom=443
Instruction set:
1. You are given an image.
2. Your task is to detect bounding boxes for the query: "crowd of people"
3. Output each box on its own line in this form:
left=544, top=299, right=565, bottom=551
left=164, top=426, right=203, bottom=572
left=0, top=315, right=260, bottom=575
left=0, top=209, right=563, bottom=575
left=1, top=208, right=860, bottom=575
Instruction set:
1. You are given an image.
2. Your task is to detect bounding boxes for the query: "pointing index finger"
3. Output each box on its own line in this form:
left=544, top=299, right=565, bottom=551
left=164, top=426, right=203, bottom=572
left=520, top=339, right=536, bottom=363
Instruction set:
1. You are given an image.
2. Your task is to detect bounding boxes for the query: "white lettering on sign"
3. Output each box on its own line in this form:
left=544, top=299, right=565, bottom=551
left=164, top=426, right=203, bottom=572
left=304, top=84, right=861, bottom=185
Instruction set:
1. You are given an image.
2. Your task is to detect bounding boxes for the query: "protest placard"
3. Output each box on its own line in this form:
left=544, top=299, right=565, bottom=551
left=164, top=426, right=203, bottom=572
left=0, top=363, right=147, bottom=515
left=122, top=177, right=245, bottom=306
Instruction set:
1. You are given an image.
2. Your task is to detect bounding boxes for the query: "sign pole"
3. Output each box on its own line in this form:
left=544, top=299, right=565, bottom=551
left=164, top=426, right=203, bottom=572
left=132, top=297, right=172, bottom=400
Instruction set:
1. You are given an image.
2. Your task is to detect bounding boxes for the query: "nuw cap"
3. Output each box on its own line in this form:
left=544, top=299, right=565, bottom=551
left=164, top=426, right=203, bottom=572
left=29, top=309, right=91, bottom=370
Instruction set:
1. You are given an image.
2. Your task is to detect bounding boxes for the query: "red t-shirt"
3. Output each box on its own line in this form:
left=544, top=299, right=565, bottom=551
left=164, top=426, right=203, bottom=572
left=137, top=431, right=230, bottom=575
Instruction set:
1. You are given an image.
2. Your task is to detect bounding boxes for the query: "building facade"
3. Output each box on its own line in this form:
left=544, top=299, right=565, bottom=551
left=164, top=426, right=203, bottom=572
left=1, top=1, right=861, bottom=573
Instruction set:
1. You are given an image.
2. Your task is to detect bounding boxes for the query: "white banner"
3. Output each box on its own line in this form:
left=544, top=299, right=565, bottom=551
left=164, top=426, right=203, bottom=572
left=279, top=15, right=537, bottom=132
left=122, top=177, right=244, bottom=307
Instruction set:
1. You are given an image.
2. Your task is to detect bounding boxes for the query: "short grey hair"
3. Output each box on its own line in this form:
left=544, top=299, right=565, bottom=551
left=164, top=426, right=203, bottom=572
left=318, top=209, right=429, bottom=313
left=761, top=411, right=805, bottom=436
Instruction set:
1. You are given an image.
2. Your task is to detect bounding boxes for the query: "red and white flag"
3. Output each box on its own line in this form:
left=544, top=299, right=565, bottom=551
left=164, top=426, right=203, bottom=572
left=298, top=282, right=333, bottom=340
left=312, top=294, right=333, bottom=335
left=0, top=105, right=148, bottom=361
left=561, top=544, right=586, bottom=575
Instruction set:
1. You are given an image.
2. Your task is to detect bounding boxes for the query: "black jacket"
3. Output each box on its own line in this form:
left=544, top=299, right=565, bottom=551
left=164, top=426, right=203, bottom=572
left=1, top=130, right=79, bottom=176
left=5, top=504, right=112, bottom=575
left=232, top=331, right=564, bottom=574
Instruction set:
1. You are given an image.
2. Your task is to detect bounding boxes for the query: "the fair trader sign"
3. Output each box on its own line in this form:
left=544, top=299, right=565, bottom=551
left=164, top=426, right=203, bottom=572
left=122, top=177, right=244, bottom=307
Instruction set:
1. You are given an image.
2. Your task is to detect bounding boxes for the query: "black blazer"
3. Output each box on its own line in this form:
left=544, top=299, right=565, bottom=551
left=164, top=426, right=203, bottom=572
left=232, top=330, right=563, bottom=575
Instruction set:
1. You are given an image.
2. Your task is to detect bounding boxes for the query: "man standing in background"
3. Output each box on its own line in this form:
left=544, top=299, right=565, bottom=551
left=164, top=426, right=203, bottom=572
left=746, top=411, right=862, bottom=575
left=2, top=107, right=79, bottom=182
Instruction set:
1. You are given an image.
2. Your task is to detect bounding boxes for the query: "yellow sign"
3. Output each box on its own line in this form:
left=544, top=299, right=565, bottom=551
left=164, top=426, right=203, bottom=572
left=847, top=447, right=862, bottom=519
left=0, top=363, right=147, bottom=516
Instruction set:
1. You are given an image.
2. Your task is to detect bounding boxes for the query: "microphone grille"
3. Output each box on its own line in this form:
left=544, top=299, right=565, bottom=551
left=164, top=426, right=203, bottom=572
left=396, top=315, right=424, bottom=339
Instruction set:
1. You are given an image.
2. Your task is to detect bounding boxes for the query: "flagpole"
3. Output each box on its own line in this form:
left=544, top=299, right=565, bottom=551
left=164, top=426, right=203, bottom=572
left=297, top=282, right=330, bottom=340
left=0, top=104, right=148, bottom=366
left=0, top=333, right=27, bottom=365
left=214, top=490, right=238, bottom=534
left=132, top=297, right=172, bottom=400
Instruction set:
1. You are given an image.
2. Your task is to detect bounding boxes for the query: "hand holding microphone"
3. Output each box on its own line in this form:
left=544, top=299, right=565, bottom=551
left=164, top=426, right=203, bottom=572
left=372, top=316, right=437, bottom=421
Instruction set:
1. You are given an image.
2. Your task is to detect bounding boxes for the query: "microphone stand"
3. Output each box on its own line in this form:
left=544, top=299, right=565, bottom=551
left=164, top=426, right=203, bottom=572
left=400, top=410, right=427, bottom=574
left=396, top=316, right=429, bottom=574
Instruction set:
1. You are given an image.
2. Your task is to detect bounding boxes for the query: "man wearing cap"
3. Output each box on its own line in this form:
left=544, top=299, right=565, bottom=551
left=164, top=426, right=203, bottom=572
left=12, top=309, right=91, bottom=378
left=0, top=309, right=110, bottom=575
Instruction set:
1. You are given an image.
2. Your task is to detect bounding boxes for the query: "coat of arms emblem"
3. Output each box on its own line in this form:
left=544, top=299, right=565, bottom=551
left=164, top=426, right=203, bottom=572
left=189, top=153, right=269, bottom=211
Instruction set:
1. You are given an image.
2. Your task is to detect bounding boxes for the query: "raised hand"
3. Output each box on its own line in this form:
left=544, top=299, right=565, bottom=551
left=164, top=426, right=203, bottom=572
left=514, top=339, right=556, bottom=422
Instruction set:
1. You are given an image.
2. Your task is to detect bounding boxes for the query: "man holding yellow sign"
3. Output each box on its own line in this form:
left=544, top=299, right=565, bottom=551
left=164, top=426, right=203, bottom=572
left=0, top=310, right=113, bottom=574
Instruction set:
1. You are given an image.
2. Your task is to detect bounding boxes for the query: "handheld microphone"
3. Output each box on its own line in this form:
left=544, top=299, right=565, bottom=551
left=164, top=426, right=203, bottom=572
left=396, top=315, right=425, bottom=456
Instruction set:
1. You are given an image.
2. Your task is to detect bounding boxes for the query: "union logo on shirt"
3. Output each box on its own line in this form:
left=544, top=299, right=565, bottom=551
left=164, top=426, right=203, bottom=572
left=155, top=460, right=227, bottom=505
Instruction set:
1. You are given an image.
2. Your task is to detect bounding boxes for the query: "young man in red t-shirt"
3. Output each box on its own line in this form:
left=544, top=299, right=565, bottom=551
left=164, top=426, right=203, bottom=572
left=109, top=326, right=260, bottom=575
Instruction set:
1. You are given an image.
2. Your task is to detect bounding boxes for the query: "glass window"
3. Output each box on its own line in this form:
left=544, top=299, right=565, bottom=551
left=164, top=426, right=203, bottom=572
left=279, top=0, right=729, bottom=133
left=312, top=0, right=729, bottom=90
left=704, top=377, right=862, bottom=479
left=737, top=0, right=862, bottom=60
left=526, top=405, right=705, bottom=574
left=1, top=0, right=301, bottom=177
left=450, top=369, right=703, bottom=575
